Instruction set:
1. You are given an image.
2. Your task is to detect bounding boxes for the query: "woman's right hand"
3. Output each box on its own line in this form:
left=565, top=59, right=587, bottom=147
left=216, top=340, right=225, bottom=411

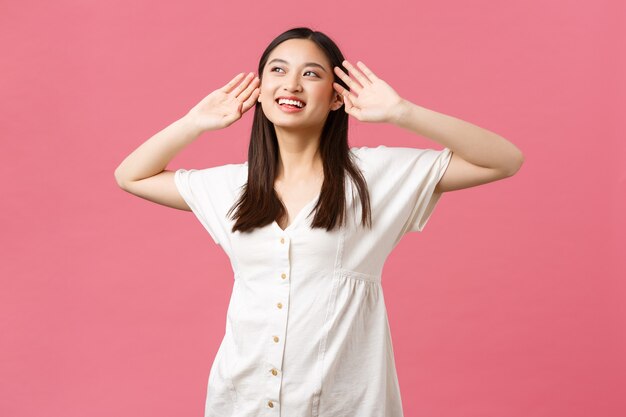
left=186, top=72, right=260, bottom=132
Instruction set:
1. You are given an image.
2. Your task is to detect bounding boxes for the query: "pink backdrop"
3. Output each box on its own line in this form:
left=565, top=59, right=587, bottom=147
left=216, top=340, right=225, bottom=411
left=1, top=0, right=624, bottom=416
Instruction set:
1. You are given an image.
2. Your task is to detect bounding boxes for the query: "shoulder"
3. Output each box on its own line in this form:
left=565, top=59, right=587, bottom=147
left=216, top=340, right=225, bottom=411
left=177, top=161, right=247, bottom=182
left=350, top=145, right=445, bottom=171
left=350, top=145, right=386, bottom=167
left=174, top=161, right=248, bottom=201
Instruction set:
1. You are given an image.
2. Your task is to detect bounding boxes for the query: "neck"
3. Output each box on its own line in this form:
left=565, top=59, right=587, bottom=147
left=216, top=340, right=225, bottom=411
left=274, top=126, right=324, bottom=182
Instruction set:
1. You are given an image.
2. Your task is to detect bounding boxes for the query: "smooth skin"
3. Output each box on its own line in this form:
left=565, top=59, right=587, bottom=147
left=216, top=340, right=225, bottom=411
left=255, top=38, right=345, bottom=228
left=115, top=54, right=523, bottom=215
left=114, top=72, right=260, bottom=210
left=331, top=60, right=524, bottom=192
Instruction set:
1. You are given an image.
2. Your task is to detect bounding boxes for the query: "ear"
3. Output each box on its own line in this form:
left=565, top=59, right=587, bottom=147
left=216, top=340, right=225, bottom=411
left=330, top=92, right=344, bottom=111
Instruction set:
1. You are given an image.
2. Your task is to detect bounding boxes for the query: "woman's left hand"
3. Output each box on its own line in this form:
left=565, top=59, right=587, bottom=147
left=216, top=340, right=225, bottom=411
left=333, top=60, right=405, bottom=123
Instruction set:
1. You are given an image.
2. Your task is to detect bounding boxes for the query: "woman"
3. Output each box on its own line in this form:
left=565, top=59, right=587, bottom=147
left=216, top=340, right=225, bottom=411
left=115, top=27, right=523, bottom=417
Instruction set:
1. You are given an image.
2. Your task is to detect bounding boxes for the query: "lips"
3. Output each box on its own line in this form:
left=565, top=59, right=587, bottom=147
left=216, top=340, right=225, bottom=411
left=276, top=100, right=305, bottom=113
left=275, top=96, right=306, bottom=107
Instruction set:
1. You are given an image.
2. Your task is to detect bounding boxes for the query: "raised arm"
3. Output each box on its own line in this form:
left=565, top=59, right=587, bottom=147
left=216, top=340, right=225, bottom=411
left=114, top=116, right=203, bottom=210
left=389, top=101, right=524, bottom=193
left=113, top=72, right=260, bottom=210
left=331, top=59, right=525, bottom=193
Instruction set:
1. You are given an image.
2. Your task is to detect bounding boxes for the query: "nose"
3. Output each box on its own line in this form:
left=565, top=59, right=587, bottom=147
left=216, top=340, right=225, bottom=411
left=283, top=72, right=303, bottom=92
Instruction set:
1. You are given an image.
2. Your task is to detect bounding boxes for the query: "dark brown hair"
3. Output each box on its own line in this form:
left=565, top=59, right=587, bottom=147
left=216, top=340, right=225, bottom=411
left=228, top=27, right=372, bottom=234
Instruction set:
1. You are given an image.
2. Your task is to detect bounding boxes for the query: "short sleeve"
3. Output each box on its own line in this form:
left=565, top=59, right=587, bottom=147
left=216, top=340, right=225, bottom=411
left=174, top=164, right=245, bottom=246
left=357, top=145, right=453, bottom=236
left=401, top=147, right=453, bottom=233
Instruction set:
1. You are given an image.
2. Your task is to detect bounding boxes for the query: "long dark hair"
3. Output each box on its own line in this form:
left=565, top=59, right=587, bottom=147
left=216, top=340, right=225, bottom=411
left=228, top=27, right=372, bottom=234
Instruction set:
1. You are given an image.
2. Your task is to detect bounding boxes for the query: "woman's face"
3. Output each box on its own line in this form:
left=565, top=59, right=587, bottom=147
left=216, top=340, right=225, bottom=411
left=258, top=38, right=343, bottom=129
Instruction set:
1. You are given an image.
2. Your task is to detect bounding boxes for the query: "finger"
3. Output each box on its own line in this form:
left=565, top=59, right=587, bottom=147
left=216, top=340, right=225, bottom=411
left=241, top=87, right=260, bottom=112
left=342, top=59, right=371, bottom=87
left=333, top=81, right=349, bottom=96
left=342, top=91, right=352, bottom=113
left=231, top=72, right=256, bottom=97
left=355, top=61, right=379, bottom=82
left=333, top=82, right=356, bottom=103
left=343, top=93, right=360, bottom=119
left=333, top=83, right=355, bottom=102
left=222, top=72, right=246, bottom=93
left=238, top=76, right=260, bottom=101
left=333, top=65, right=363, bottom=95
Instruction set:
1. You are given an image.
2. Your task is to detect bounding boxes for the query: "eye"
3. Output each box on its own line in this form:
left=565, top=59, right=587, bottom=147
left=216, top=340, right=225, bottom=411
left=270, top=67, right=319, bottom=77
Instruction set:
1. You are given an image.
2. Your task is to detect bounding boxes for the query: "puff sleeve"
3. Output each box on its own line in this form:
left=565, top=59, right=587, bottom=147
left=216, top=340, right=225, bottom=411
left=359, top=145, right=453, bottom=237
left=174, top=164, right=244, bottom=246
left=401, top=147, right=453, bottom=233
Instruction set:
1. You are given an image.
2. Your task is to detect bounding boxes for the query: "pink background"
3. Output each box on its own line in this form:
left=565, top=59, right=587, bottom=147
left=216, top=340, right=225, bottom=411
left=1, top=1, right=624, bottom=416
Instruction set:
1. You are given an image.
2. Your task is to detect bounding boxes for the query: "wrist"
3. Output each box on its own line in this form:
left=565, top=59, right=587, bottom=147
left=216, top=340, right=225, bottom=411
left=388, top=98, right=411, bottom=126
left=181, top=113, right=206, bottom=137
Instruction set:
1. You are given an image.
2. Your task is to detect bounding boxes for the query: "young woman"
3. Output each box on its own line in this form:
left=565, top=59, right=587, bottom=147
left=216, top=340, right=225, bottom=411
left=115, top=27, right=523, bottom=417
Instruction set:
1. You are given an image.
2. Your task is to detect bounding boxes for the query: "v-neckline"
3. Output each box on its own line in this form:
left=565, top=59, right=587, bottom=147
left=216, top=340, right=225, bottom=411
left=272, top=192, right=321, bottom=233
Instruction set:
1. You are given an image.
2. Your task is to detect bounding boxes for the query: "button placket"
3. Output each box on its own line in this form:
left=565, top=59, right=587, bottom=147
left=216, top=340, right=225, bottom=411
left=265, top=234, right=291, bottom=412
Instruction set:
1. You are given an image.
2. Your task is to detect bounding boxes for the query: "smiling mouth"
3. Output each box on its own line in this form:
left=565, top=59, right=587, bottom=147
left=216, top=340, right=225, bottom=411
left=275, top=99, right=306, bottom=108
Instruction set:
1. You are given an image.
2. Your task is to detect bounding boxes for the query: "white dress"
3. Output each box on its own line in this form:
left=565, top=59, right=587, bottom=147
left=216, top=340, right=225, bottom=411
left=174, top=145, right=453, bottom=417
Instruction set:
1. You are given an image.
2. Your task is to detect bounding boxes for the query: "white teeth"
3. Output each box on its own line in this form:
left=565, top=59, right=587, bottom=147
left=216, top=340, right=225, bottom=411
left=277, top=98, right=304, bottom=108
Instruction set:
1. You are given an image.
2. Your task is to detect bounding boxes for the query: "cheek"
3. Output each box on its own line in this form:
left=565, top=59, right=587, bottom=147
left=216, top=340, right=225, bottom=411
left=302, top=84, right=331, bottom=101
left=261, top=84, right=278, bottom=101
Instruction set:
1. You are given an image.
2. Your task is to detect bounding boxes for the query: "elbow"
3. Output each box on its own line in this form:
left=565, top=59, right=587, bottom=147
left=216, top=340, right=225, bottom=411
left=114, top=168, right=128, bottom=190
left=505, top=152, right=525, bottom=176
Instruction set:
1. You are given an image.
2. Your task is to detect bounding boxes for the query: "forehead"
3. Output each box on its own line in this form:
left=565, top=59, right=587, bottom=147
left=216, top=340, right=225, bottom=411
left=266, top=39, right=330, bottom=69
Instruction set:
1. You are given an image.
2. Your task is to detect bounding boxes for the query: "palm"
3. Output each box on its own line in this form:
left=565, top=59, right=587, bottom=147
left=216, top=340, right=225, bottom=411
left=188, top=72, right=259, bottom=132
left=333, top=60, right=404, bottom=123
left=196, top=90, right=244, bottom=127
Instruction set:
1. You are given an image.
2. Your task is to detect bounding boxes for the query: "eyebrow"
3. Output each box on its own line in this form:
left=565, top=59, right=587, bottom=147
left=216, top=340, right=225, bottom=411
left=267, top=58, right=328, bottom=73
